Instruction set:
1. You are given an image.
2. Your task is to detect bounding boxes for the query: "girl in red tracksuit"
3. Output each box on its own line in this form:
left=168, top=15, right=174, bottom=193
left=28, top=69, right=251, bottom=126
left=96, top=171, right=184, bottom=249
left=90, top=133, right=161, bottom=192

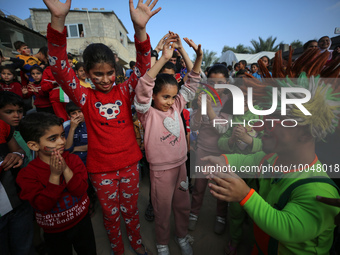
left=22, top=66, right=54, bottom=114
left=0, top=66, right=22, bottom=97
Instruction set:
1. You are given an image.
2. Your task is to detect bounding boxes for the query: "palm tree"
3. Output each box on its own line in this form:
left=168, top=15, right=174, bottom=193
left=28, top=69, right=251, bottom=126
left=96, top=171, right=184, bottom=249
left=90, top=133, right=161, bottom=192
left=249, top=36, right=283, bottom=53
left=222, top=44, right=250, bottom=53
left=290, top=40, right=303, bottom=49
left=200, top=49, right=218, bottom=70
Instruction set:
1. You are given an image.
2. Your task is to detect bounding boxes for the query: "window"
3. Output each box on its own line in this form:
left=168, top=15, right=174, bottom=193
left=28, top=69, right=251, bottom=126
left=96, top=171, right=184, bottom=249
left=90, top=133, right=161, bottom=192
left=66, top=24, right=85, bottom=38
left=120, top=31, right=125, bottom=45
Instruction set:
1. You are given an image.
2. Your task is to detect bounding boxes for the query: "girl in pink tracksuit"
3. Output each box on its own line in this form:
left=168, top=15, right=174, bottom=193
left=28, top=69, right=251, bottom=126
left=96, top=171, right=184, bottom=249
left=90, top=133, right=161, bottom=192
left=134, top=34, right=202, bottom=255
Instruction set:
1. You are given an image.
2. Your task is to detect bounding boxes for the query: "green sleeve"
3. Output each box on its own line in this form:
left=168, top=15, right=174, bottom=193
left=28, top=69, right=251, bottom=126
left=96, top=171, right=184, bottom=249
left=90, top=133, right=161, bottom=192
left=250, top=137, right=263, bottom=153
left=243, top=182, right=340, bottom=243
left=218, top=129, right=233, bottom=152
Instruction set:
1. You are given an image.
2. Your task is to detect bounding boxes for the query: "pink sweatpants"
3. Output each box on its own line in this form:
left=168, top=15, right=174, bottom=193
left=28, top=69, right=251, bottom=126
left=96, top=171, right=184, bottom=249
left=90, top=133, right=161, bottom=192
left=89, top=163, right=142, bottom=255
left=150, top=163, right=190, bottom=245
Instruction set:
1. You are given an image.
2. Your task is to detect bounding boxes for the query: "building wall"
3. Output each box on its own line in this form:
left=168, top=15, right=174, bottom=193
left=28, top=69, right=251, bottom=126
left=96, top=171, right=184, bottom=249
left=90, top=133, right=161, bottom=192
left=29, top=9, right=136, bottom=67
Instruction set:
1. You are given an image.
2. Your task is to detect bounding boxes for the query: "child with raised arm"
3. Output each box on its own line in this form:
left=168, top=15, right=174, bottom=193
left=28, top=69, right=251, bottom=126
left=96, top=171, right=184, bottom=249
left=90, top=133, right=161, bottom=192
left=134, top=34, right=203, bottom=255
left=43, top=0, right=160, bottom=254
left=16, top=112, right=96, bottom=255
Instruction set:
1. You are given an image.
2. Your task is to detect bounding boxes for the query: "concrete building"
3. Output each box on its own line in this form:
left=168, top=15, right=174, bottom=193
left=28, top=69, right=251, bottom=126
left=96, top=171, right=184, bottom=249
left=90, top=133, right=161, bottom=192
left=0, top=11, right=47, bottom=58
left=28, top=8, right=136, bottom=67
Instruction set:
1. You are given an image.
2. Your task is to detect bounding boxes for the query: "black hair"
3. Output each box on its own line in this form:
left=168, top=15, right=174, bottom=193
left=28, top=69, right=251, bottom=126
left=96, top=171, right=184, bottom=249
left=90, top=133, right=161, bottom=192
left=227, top=65, right=232, bottom=71
left=30, top=66, right=43, bottom=74
left=204, top=66, right=211, bottom=74
left=66, top=101, right=81, bottom=115
left=160, top=61, right=176, bottom=74
left=38, top=46, right=48, bottom=58
left=235, top=69, right=247, bottom=77
left=303, top=40, right=318, bottom=51
left=74, top=62, right=85, bottom=71
left=207, top=64, right=229, bottom=79
left=19, top=112, right=64, bottom=143
left=234, top=63, right=240, bottom=69
left=67, top=54, right=74, bottom=60
left=82, top=43, right=117, bottom=72
left=0, top=50, right=3, bottom=59
left=251, top=63, right=259, bottom=68
left=172, top=51, right=178, bottom=58
left=239, top=60, right=247, bottom=68
left=129, top=61, right=136, bottom=69
left=221, top=62, right=227, bottom=66
left=260, top=56, right=270, bottom=66
left=0, top=91, right=24, bottom=109
left=14, top=41, right=27, bottom=50
left=153, top=73, right=178, bottom=95
left=0, top=65, right=18, bottom=82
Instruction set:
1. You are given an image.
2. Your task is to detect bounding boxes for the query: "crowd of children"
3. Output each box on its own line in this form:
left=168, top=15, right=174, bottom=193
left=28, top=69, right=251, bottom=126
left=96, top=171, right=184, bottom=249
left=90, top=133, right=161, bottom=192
left=1, top=0, right=340, bottom=255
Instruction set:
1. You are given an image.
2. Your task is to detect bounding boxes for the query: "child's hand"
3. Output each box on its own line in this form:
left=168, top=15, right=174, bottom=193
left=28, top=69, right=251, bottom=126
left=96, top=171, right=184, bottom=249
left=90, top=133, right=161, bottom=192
left=155, top=32, right=170, bottom=53
left=28, top=84, right=38, bottom=93
left=161, top=33, right=178, bottom=60
left=1, top=152, right=23, bottom=171
left=171, top=32, right=184, bottom=51
left=22, top=86, right=29, bottom=95
left=129, top=0, right=161, bottom=31
left=43, top=0, right=71, bottom=18
left=183, top=38, right=203, bottom=58
left=70, top=116, right=82, bottom=130
left=234, top=125, right=247, bottom=140
left=43, top=0, right=71, bottom=32
left=50, top=150, right=66, bottom=177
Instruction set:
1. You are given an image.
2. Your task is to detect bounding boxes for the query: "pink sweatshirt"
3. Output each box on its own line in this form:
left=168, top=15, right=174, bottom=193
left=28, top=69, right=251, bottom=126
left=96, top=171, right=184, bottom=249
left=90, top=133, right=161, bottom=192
left=135, top=71, right=200, bottom=170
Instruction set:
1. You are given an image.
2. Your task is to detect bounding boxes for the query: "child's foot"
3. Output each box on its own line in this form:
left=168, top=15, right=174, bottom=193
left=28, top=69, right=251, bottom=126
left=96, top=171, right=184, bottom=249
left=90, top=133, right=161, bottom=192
left=214, top=216, right=226, bottom=235
left=175, top=235, right=194, bottom=255
left=156, top=244, right=170, bottom=255
left=132, top=244, right=152, bottom=255
left=188, top=213, right=198, bottom=231
left=144, top=203, right=155, bottom=222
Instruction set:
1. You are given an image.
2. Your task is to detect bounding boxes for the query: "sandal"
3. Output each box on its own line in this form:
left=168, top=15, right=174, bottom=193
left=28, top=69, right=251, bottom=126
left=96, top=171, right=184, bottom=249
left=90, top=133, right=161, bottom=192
left=130, top=244, right=153, bottom=255
left=144, top=203, right=154, bottom=222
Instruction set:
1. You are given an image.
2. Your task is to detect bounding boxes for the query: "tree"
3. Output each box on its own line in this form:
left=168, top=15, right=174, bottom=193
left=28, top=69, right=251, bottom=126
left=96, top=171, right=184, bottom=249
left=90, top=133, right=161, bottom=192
left=249, top=36, right=283, bottom=53
left=199, top=49, right=218, bottom=70
left=290, top=40, right=303, bottom=49
left=222, top=44, right=250, bottom=53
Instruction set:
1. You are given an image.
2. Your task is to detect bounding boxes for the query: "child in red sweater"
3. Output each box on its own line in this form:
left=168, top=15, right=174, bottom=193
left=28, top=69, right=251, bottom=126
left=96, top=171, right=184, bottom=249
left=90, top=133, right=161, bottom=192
left=43, top=0, right=161, bottom=254
left=17, top=112, right=96, bottom=255
left=0, top=66, right=22, bottom=97
left=22, top=66, right=54, bottom=114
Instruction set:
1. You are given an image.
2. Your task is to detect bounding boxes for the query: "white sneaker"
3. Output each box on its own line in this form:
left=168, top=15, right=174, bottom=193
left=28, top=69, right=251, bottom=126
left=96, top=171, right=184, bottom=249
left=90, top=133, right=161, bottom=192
left=188, top=213, right=198, bottom=231
left=176, top=235, right=194, bottom=255
left=214, top=216, right=226, bottom=235
left=157, top=244, right=170, bottom=255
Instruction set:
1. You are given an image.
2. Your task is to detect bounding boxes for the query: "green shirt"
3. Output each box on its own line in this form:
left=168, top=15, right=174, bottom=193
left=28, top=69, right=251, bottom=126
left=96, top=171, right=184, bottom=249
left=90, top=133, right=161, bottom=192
left=218, top=107, right=263, bottom=154
left=226, top=151, right=340, bottom=254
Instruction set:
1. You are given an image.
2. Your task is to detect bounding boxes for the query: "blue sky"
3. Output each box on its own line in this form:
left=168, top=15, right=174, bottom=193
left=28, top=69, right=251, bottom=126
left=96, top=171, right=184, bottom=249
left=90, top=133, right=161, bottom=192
left=1, top=0, right=340, bottom=59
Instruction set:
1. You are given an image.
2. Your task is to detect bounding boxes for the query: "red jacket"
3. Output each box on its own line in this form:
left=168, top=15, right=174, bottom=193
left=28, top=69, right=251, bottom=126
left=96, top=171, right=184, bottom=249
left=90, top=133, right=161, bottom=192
left=24, top=82, right=52, bottom=108
left=0, top=81, right=23, bottom=97
left=16, top=151, right=89, bottom=233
